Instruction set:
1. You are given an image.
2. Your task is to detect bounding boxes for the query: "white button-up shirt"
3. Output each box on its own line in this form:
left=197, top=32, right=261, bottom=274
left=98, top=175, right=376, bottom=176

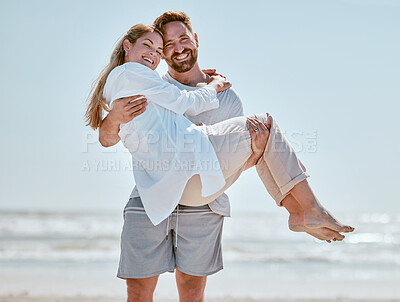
left=129, top=72, right=245, bottom=218
left=103, top=62, right=226, bottom=225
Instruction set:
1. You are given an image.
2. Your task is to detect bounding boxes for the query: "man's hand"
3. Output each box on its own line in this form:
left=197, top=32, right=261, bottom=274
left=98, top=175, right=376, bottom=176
left=247, top=117, right=270, bottom=155
left=110, top=95, right=148, bottom=124
left=244, top=117, right=271, bottom=170
left=99, top=95, right=147, bottom=147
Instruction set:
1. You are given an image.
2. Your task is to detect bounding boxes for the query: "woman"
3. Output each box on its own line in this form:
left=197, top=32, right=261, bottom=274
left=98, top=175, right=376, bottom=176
left=86, top=24, right=353, bottom=240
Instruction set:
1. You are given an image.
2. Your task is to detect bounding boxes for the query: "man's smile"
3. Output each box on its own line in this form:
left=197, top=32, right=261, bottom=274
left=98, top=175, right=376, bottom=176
left=173, top=51, right=190, bottom=61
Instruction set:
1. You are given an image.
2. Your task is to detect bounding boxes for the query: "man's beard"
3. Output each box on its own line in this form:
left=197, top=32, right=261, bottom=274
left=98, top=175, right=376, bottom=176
left=166, top=48, right=198, bottom=73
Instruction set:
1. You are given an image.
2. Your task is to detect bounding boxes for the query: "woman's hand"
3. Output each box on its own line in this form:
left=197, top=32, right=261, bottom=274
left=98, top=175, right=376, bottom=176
left=208, top=75, right=231, bottom=93
left=202, top=68, right=226, bottom=78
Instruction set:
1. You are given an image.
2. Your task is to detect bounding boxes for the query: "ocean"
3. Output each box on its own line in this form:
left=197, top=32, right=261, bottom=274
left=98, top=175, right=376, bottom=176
left=1, top=210, right=399, bottom=299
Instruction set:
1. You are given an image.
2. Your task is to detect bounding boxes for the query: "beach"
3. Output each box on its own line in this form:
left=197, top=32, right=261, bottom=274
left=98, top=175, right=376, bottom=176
left=1, top=298, right=399, bottom=302
left=2, top=1, right=400, bottom=301
left=1, top=210, right=399, bottom=301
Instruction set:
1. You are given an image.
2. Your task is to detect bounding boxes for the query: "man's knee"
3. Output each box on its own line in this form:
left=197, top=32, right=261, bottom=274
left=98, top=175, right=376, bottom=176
left=126, top=276, right=159, bottom=302
left=176, top=270, right=207, bottom=302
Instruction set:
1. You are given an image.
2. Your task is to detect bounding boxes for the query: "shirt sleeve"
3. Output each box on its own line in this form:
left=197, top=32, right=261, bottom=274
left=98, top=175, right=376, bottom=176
left=104, top=63, right=219, bottom=115
left=226, top=87, right=244, bottom=118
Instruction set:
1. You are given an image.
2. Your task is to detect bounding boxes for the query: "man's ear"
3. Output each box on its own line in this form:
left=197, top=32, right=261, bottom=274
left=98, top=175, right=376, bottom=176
left=194, top=33, right=199, bottom=47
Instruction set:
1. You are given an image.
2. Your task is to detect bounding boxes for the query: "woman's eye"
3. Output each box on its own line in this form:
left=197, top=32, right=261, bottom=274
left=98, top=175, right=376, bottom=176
left=156, top=51, right=162, bottom=56
left=144, top=43, right=151, bottom=48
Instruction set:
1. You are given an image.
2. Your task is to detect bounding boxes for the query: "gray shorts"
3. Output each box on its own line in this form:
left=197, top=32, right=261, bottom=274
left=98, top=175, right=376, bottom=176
left=117, top=197, right=224, bottom=279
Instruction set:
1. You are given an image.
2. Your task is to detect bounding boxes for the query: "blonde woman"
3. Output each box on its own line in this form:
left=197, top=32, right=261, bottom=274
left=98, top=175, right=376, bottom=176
left=86, top=24, right=353, bottom=239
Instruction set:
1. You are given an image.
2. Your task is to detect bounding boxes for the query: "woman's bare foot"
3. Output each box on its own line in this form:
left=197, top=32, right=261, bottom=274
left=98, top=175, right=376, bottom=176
left=291, top=224, right=345, bottom=242
left=303, top=206, right=354, bottom=233
left=288, top=211, right=304, bottom=232
left=282, top=194, right=352, bottom=242
left=288, top=212, right=345, bottom=242
left=290, top=180, right=354, bottom=233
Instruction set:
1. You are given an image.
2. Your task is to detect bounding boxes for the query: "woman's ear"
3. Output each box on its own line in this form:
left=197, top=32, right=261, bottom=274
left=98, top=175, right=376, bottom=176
left=122, top=39, right=131, bottom=53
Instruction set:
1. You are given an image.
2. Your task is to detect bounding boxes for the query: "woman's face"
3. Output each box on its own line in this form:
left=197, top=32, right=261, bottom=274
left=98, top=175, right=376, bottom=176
left=124, top=32, right=163, bottom=70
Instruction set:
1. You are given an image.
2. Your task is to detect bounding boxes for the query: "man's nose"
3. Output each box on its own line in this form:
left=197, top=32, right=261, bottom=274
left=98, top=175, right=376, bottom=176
left=174, top=43, right=184, bottom=53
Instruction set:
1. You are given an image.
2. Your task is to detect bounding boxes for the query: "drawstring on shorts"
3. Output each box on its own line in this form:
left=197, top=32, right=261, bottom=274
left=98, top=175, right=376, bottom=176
left=165, top=215, right=170, bottom=240
left=165, top=206, right=179, bottom=252
left=175, top=205, right=179, bottom=252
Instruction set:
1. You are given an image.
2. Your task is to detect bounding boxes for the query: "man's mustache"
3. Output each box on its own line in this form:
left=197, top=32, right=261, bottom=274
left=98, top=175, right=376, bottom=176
left=172, top=49, right=191, bottom=60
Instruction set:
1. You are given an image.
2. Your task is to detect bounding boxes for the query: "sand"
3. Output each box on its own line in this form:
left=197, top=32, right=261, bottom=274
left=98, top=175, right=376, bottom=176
left=0, top=297, right=398, bottom=302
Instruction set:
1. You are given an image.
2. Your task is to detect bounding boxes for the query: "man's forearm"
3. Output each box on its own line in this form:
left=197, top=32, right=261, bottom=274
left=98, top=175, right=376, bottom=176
left=99, top=113, right=121, bottom=147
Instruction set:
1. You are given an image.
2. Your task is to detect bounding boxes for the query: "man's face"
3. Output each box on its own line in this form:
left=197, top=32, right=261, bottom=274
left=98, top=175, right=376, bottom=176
left=162, top=21, right=198, bottom=73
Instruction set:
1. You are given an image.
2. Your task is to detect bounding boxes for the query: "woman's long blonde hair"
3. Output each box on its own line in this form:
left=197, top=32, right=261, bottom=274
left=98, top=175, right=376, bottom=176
left=85, top=24, right=158, bottom=130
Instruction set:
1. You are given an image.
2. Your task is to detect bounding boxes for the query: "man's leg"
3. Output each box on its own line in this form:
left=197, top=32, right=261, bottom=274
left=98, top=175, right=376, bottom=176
left=175, top=270, right=207, bottom=302
left=126, top=276, right=159, bottom=302
left=169, top=204, right=224, bottom=302
left=118, top=197, right=175, bottom=301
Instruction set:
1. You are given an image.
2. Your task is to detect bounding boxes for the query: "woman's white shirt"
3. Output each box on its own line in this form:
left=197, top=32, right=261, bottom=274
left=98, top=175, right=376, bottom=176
left=103, top=62, right=226, bottom=225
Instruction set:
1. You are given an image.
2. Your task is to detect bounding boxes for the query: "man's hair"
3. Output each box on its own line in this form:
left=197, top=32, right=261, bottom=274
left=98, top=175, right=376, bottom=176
left=153, top=11, right=194, bottom=35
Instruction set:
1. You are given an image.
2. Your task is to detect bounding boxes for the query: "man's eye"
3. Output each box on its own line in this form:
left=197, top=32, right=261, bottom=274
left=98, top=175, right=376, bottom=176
left=181, top=38, right=188, bottom=42
left=156, top=51, right=162, bottom=56
left=144, top=43, right=151, bottom=48
left=164, top=44, right=172, bottom=48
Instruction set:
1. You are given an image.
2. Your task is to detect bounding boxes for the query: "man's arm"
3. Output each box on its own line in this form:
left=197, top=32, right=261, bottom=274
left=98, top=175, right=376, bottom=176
left=226, top=89, right=261, bottom=169
left=99, top=96, right=147, bottom=147
left=99, top=113, right=122, bottom=147
left=227, top=89, right=272, bottom=170
left=226, top=88, right=244, bottom=119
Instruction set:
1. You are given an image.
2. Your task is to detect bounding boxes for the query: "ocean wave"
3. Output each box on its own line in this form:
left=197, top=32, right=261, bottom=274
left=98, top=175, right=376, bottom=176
left=1, top=211, right=399, bottom=264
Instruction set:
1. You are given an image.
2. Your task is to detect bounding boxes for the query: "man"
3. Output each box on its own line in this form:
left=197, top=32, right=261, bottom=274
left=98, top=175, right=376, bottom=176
left=100, top=11, right=246, bottom=302
left=99, top=11, right=348, bottom=302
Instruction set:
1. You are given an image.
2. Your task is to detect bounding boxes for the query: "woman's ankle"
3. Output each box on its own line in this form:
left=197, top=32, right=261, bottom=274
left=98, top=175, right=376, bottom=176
left=290, top=180, right=321, bottom=210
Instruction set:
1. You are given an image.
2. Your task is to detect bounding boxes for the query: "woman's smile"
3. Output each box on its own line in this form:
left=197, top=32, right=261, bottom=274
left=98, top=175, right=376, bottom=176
left=124, top=31, right=163, bottom=70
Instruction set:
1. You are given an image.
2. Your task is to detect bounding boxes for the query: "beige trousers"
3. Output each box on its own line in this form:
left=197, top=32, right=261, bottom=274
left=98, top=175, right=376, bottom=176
left=179, top=113, right=309, bottom=207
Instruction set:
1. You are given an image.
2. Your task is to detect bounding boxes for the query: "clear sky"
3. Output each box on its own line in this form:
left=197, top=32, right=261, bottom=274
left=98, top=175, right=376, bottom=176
left=0, top=0, right=399, bottom=215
